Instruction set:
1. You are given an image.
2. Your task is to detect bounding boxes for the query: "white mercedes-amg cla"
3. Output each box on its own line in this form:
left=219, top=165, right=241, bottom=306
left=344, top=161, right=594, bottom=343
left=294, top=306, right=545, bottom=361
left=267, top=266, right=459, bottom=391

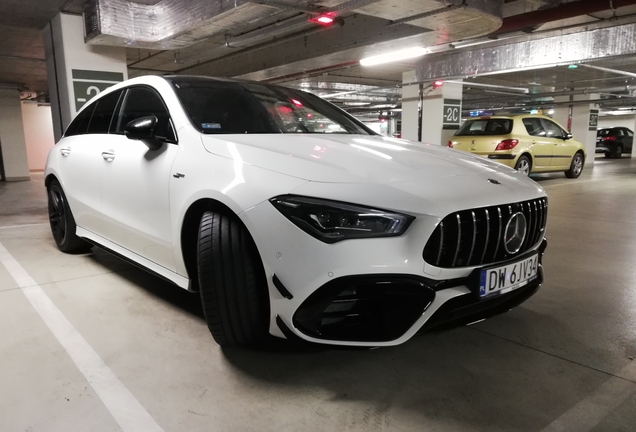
left=45, top=75, right=548, bottom=347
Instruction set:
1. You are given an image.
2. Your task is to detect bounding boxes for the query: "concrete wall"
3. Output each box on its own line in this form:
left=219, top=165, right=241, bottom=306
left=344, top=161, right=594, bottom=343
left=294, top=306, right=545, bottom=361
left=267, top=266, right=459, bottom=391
left=21, top=102, right=55, bottom=172
left=0, top=89, right=30, bottom=181
left=598, top=115, right=636, bottom=130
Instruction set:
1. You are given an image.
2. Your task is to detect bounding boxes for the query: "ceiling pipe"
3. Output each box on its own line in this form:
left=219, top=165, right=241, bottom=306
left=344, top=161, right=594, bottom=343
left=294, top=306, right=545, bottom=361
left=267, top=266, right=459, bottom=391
left=492, top=0, right=636, bottom=36
left=462, top=85, right=636, bottom=106
left=387, top=4, right=465, bottom=27
left=579, top=64, right=636, bottom=79
left=446, top=79, right=529, bottom=93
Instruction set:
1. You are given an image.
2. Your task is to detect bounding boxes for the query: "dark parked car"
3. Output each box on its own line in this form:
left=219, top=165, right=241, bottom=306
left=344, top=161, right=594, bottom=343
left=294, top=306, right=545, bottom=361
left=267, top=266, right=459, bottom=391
left=596, top=127, right=633, bottom=158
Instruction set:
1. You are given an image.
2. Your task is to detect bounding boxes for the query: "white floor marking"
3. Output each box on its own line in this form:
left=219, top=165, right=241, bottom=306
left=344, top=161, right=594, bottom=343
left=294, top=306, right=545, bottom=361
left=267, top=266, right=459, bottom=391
left=0, top=241, right=164, bottom=432
left=0, top=223, right=48, bottom=230
left=540, top=361, right=636, bottom=432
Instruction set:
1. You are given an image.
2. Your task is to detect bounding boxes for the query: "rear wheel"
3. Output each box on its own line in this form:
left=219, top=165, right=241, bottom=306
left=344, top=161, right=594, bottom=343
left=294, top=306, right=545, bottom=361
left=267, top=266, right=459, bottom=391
left=197, top=211, right=270, bottom=346
left=613, top=145, right=623, bottom=158
left=514, top=155, right=531, bottom=176
left=47, top=180, right=91, bottom=253
left=565, top=152, right=584, bottom=178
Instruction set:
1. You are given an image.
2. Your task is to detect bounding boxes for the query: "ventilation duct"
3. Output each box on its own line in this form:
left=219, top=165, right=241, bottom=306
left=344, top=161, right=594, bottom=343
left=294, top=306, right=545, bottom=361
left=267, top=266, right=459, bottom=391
left=414, top=23, right=636, bottom=82
left=84, top=0, right=277, bottom=49
left=84, top=0, right=384, bottom=49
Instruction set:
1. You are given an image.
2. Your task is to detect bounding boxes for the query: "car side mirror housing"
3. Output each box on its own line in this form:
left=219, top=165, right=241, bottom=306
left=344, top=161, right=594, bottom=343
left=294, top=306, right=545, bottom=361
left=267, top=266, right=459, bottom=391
left=124, top=116, right=163, bottom=150
left=565, top=133, right=573, bottom=140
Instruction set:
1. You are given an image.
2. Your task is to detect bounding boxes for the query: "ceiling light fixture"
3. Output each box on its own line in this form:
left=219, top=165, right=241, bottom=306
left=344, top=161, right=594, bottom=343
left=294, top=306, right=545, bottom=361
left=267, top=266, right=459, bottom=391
left=360, top=47, right=429, bottom=66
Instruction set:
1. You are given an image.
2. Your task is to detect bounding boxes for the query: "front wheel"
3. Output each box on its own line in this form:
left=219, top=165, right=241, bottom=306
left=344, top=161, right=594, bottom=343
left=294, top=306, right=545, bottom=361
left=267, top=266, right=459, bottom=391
left=197, top=211, right=270, bottom=347
left=514, top=155, right=531, bottom=176
left=565, top=152, right=584, bottom=178
left=47, top=180, right=91, bottom=253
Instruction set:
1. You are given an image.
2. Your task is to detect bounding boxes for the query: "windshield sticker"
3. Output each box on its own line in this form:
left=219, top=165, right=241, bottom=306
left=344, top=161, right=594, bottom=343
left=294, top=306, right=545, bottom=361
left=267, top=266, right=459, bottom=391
left=202, top=123, right=222, bottom=129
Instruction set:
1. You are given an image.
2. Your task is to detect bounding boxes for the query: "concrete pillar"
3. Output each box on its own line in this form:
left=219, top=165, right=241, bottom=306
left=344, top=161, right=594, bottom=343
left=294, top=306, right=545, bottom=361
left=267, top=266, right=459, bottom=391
left=632, top=116, right=636, bottom=158
left=401, top=71, right=420, bottom=141
left=43, top=13, right=127, bottom=142
left=0, top=88, right=30, bottom=181
left=553, top=94, right=599, bottom=167
left=401, top=72, right=462, bottom=145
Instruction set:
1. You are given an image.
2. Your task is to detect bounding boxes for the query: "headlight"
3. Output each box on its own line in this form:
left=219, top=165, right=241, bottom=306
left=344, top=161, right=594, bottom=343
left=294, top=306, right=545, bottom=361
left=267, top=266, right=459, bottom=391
left=270, top=195, right=414, bottom=243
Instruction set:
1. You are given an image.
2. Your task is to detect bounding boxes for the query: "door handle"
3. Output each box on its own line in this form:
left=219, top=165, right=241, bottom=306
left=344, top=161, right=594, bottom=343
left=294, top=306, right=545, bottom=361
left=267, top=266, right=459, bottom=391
left=60, top=147, right=71, bottom=157
left=101, top=150, right=115, bottom=162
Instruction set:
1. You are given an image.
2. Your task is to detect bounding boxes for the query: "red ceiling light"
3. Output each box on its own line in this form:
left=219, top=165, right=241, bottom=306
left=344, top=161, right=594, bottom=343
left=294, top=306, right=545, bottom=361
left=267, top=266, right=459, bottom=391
left=309, top=12, right=336, bottom=25
left=433, top=80, right=444, bottom=89
left=291, top=98, right=303, bottom=107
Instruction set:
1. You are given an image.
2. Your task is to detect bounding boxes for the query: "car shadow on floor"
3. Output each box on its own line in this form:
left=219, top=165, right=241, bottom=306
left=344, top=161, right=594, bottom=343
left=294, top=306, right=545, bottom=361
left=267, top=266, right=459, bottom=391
left=85, top=247, right=205, bottom=321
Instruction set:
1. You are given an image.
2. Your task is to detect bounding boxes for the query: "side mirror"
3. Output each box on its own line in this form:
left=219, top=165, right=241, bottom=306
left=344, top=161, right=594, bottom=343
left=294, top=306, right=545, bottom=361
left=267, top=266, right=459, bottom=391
left=565, top=133, right=573, bottom=140
left=124, top=116, right=163, bottom=150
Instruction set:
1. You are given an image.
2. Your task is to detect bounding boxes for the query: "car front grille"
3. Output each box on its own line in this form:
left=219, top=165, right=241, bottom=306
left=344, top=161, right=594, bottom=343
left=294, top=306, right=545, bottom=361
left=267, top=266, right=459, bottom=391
left=423, top=197, right=547, bottom=268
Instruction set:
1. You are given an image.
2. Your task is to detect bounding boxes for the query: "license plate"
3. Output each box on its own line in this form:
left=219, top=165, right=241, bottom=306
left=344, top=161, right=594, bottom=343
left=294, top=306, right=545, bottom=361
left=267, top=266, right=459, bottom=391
left=479, top=253, right=539, bottom=298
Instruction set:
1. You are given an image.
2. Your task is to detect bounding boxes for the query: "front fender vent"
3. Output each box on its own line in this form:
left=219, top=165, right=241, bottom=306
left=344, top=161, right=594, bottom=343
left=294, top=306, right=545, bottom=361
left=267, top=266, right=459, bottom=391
left=423, top=197, right=547, bottom=268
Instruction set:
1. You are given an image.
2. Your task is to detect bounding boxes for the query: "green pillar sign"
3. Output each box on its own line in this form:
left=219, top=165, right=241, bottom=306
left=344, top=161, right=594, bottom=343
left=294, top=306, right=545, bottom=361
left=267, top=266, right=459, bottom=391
left=443, top=99, right=462, bottom=130
left=589, top=109, right=599, bottom=131
left=72, top=69, right=124, bottom=112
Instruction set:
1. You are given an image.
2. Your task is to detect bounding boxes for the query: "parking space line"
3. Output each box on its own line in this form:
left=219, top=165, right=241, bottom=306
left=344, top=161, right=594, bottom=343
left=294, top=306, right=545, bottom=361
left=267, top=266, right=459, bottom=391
left=540, top=361, right=636, bottom=432
left=0, top=240, right=164, bottom=432
left=0, top=223, right=48, bottom=230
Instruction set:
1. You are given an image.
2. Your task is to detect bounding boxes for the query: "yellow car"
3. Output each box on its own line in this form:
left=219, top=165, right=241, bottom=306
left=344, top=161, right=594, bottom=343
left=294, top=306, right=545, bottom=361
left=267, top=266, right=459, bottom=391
left=448, top=115, right=586, bottom=178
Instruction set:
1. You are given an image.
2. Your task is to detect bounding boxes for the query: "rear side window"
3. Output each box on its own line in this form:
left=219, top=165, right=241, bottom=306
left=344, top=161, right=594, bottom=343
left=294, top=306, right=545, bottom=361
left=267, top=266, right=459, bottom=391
left=626, top=129, right=634, bottom=137
left=522, top=118, right=546, bottom=137
left=542, top=119, right=566, bottom=139
left=86, top=90, right=123, bottom=134
left=114, top=87, right=176, bottom=142
left=455, top=119, right=512, bottom=136
left=64, top=103, right=95, bottom=137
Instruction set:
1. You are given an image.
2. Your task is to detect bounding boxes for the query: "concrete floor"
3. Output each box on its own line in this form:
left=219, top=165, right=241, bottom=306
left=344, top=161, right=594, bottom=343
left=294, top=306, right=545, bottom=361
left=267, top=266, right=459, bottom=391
left=1, top=158, right=635, bottom=432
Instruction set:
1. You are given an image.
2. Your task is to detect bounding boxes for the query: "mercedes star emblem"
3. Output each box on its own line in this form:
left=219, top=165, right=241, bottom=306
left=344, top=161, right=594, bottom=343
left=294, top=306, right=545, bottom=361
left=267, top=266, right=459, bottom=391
left=504, top=212, right=527, bottom=254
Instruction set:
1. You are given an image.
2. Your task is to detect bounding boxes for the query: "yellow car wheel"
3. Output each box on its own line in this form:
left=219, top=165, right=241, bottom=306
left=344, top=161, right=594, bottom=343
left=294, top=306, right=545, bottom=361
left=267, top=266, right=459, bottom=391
left=514, top=155, right=531, bottom=176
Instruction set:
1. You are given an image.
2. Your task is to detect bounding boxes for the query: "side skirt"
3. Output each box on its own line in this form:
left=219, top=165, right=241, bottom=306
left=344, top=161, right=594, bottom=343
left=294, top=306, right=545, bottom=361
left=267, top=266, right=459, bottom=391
left=76, top=227, right=191, bottom=291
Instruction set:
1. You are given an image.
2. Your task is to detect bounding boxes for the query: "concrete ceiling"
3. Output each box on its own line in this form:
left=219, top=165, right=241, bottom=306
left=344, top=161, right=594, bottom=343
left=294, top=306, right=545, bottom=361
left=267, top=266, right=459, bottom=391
left=2, top=0, right=636, bottom=119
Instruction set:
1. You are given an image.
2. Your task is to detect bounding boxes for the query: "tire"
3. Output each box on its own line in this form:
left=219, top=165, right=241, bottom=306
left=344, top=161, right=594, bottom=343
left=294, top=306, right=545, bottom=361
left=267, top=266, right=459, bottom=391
left=604, top=152, right=612, bottom=158
left=197, top=211, right=269, bottom=347
left=47, top=180, right=91, bottom=253
left=514, top=155, right=531, bottom=176
left=613, top=145, right=623, bottom=159
left=565, top=152, right=584, bottom=178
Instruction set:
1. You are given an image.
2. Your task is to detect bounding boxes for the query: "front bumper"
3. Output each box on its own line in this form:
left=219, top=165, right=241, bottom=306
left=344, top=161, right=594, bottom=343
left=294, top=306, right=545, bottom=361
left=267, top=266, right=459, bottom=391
left=275, top=240, right=546, bottom=347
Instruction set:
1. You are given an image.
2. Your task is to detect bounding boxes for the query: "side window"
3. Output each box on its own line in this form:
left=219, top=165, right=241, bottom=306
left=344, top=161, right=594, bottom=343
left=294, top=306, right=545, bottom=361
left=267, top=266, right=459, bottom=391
left=626, top=129, right=634, bottom=137
left=616, top=129, right=625, bottom=136
left=64, top=102, right=96, bottom=137
left=86, top=90, right=123, bottom=134
left=542, top=120, right=565, bottom=139
left=522, top=118, right=546, bottom=137
left=114, top=87, right=176, bottom=142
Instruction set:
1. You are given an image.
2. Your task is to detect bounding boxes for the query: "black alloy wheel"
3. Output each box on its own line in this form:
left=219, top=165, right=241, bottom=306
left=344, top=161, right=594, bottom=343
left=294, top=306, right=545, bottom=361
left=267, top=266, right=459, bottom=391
left=47, top=180, right=91, bottom=253
left=197, top=211, right=270, bottom=347
left=614, top=145, right=623, bottom=159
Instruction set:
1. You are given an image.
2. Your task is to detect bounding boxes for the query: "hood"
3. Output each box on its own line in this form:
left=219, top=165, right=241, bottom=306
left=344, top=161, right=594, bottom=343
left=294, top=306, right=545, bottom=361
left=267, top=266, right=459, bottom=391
left=200, top=133, right=522, bottom=184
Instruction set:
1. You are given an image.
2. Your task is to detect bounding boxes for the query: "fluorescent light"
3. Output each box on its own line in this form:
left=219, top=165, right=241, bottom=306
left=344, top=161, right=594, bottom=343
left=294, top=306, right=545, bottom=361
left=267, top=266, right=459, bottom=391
left=360, top=47, right=428, bottom=66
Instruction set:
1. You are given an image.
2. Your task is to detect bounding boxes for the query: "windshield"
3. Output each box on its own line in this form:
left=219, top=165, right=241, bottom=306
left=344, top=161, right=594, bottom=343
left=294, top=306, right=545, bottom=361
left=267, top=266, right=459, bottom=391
left=455, top=119, right=513, bottom=136
left=168, top=78, right=373, bottom=135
